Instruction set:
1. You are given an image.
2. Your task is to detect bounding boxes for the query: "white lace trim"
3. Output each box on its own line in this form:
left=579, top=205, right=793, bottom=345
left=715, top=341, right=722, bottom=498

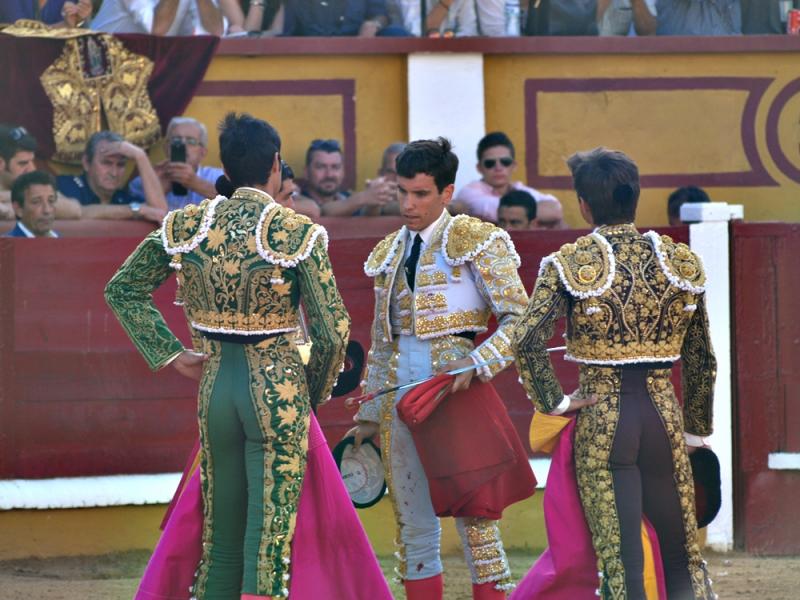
left=564, top=353, right=679, bottom=366
left=364, top=228, right=406, bottom=277
left=540, top=232, right=616, bottom=300
left=644, top=230, right=705, bottom=294
left=415, top=307, right=448, bottom=317
left=190, top=323, right=297, bottom=336
left=495, top=328, right=512, bottom=348
left=255, top=203, right=328, bottom=268
left=442, top=215, right=521, bottom=267
left=416, top=283, right=448, bottom=291
left=161, top=196, right=223, bottom=256
left=419, top=262, right=436, bottom=272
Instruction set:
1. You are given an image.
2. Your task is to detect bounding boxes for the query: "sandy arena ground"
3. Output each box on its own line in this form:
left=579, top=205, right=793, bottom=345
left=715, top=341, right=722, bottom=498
left=0, top=550, right=798, bottom=599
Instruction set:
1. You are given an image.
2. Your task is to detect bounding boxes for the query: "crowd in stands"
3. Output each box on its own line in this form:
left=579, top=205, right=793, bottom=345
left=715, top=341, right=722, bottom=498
left=1, top=119, right=716, bottom=238
left=0, top=1, right=794, bottom=36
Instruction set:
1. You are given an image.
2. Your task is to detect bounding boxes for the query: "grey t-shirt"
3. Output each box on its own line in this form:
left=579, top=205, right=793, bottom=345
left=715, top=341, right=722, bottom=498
left=741, top=0, right=783, bottom=34
left=656, top=0, right=742, bottom=35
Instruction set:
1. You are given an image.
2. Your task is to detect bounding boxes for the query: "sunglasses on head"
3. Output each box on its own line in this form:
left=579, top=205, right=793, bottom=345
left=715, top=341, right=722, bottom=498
left=9, top=126, right=29, bottom=142
left=482, top=157, right=514, bottom=169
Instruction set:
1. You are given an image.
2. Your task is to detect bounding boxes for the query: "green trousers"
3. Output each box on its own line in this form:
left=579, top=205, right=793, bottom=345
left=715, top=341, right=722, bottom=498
left=193, top=337, right=310, bottom=599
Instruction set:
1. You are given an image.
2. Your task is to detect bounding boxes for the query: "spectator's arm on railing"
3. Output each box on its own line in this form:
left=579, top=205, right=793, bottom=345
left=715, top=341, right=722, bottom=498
left=197, top=0, right=224, bottom=36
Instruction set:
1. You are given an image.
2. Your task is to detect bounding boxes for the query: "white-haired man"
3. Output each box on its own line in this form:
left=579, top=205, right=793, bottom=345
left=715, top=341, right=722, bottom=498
left=130, top=116, right=224, bottom=211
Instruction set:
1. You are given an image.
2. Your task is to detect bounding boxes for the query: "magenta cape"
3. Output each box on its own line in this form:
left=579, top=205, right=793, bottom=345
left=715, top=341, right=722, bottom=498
left=511, top=414, right=667, bottom=600
left=135, top=412, right=392, bottom=600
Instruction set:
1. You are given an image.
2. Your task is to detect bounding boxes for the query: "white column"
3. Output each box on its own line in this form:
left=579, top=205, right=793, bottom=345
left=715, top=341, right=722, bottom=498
left=684, top=202, right=741, bottom=552
left=407, top=53, right=485, bottom=193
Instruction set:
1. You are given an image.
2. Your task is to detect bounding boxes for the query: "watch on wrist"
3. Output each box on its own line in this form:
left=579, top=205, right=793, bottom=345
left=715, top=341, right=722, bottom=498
left=129, top=201, right=143, bottom=214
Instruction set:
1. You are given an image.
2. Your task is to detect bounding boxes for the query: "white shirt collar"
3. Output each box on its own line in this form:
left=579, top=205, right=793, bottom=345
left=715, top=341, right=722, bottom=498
left=17, top=221, right=58, bottom=238
left=407, top=208, right=447, bottom=248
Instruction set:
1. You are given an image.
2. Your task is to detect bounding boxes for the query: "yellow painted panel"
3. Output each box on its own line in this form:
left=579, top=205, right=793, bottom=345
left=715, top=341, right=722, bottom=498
left=485, top=53, right=800, bottom=227
left=536, top=90, right=750, bottom=177
left=185, top=95, right=345, bottom=180
left=184, top=54, right=408, bottom=192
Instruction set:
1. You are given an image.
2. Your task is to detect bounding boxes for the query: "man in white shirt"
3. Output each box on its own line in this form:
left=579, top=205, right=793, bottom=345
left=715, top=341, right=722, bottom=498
left=91, top=0, right=224, bottom=36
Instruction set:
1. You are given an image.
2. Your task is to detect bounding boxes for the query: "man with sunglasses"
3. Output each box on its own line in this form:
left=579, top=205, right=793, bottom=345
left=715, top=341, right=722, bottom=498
left=299, top=138, right=398, bottom=217
left=453, top=131, right=565, bottom=229
left=0, top=124, right=81, bottom=222
left=129, top=117, right=224, bottom=211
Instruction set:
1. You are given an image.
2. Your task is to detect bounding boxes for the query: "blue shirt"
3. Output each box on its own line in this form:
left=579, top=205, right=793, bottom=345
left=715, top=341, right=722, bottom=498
left=3, top=222, right=59, bottom=238
left=129, top=165, right=224, bottom=211
left=0, top=0, right=66, bottom=24
left=656, top=0, right=742, bottom=35
left=283, top=0, right=387, bottom=36
left=56, top=173, right=143, bottom=206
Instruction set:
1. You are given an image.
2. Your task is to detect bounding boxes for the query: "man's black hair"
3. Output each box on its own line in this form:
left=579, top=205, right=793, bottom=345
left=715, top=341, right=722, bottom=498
left=477, top=131, right=514, bottom=161
left=499, top=189, right=537, bottom=221
left=219, top=113, right=281, bottom=188
left=11, top=170, right=55, bottom=206
left=567, top=147, right=640, bottom=225
left=396, top=137, right=458, bottom=193
left=305, top=139, right=342, bottom=167
left=667, top=186, right=710, bottom=221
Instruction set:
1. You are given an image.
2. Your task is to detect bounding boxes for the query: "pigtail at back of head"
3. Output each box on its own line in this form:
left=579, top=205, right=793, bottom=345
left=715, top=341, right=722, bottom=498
left=215, top=174, right=236, bottom=199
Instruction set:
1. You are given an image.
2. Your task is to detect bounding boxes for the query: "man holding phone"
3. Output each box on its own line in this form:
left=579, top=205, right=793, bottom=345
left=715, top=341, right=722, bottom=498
left=130, top=116, right=224, bottom=211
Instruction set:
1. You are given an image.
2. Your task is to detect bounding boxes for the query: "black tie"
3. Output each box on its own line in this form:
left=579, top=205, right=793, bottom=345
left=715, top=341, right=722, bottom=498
left=405, top=234, right=422, bottom=291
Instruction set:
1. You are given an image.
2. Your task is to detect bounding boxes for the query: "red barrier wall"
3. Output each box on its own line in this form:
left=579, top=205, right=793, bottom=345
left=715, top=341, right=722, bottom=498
left=731, top=222, right=800, bottom=554
left=0, top=222, right=688, bottom=480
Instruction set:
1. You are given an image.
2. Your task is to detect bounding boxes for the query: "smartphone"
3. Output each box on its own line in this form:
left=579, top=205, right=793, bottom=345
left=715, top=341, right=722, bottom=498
left=170, top=138, right=187, bottom=196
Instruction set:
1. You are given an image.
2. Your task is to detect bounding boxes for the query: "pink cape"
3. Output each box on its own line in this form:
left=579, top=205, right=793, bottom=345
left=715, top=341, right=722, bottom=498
left=511, top=416, right=667, bottom=600
left=135, top=412, right=392, bottom=599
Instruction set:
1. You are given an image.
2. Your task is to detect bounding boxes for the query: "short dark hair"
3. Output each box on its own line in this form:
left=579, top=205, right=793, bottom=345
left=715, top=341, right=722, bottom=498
left=396, top=137, right=458, bottom=193
left=0, top=124, right=37, bottom=163
left=477, top=131, right=514, bottom=161
left=499, top=190, right=537, bottom=221
left=85, top=131, right=124, bottom=162
left=280, top=160, right=294, bottom=182
left=219, top=113, right=281, bottom=188
left=11, top=170, right=55, bottom=206
left=305, top=139, right=342, bottom=166
left=566, top=147, right=640, bottom=225
left=667, top=186, right=710, bottom=221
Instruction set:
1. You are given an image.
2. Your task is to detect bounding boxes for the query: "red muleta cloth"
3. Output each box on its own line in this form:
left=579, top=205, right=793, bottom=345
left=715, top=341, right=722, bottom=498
left=397, top=374, right=536, bottom=519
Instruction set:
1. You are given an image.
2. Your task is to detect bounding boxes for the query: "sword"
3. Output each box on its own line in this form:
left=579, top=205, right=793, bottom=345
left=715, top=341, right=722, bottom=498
left=344, top=346, right=566, bottom=408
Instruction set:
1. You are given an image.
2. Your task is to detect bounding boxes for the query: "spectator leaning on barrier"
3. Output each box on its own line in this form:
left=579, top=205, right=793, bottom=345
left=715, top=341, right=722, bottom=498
left=655, top=0, right=741, bottom=35
left=129, top=117, right=223, bottom=212
left=0, top=125, right=81, bottom=221
left=220, top=0, right=284, bottom=35
left=389, top=0, right=507, bottom=36
left=365, top=141, right=405, bottom=215
left=497, top=189, right=539, bottom=231
left=4, top=171, right=59, bottom=238
left=667, top=185, right=710, bottom=226
left=452, top=131, right=565, bottom=228
left=298, top=139, right=397, bottom=217
left=283, top=0, right=409, bottom=36
left=0, top=0, right=92, bottom=27
left=92, top=0, right=224, bottom=35
left=597, top=0, right=657, bottom=35
left=57, top=131, right=167, bottom=223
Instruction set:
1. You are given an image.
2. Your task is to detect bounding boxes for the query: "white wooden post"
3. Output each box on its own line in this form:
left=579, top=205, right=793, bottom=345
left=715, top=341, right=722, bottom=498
left=684, top=202, right=742, bottom=551
left=407, top=53, right=486, bottom=194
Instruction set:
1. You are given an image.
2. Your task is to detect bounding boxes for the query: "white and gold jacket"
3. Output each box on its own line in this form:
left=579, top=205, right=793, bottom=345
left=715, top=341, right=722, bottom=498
left=357, top=212, right=528, bottom=423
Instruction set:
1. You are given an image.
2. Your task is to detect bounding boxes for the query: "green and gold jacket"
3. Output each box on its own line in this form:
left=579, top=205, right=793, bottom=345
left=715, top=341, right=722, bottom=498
left=513, top=224, right=716, bottom=436
left=105, top=187, right=349, bottom=406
